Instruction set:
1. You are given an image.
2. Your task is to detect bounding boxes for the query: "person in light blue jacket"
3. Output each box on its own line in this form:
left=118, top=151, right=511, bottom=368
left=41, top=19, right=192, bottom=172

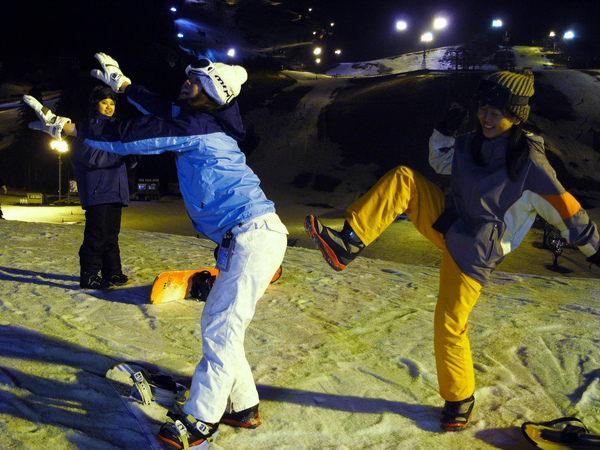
left=24, top=53, right=288, bottom=449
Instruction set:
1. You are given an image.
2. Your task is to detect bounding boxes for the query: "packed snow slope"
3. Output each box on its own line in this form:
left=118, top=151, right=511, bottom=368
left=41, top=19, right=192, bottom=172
left=0, top=220, right=599, bottom=450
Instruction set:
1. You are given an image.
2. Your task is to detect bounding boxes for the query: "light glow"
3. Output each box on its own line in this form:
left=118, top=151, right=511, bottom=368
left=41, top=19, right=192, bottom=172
left=433, top=17, right=447, bottom=30
left=396, top=21, right=407, bottom=31
left=51, top=140, right=68, bottom=153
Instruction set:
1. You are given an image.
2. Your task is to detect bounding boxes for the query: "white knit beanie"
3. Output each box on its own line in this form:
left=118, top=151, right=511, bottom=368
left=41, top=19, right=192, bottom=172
left=195, top=63, right=248, bottom=106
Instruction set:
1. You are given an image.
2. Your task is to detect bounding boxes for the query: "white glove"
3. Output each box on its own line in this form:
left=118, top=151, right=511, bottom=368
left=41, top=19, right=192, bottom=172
left=90, top=52, right=131, bottom=92
left=22, top=95, right=71, bottom=140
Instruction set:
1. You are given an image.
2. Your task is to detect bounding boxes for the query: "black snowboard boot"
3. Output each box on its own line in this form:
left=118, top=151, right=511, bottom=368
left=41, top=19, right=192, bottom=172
left=440, top=394, right=475, bottom=431
left=105, top=273, right=130, bottom=286
left=304, top=215, right=365, bottom=271
left=80, top=272, right=112, bottom=290
left=220, top=404, right=261, bottom=429
left=157, top=411, right=218, bottom=450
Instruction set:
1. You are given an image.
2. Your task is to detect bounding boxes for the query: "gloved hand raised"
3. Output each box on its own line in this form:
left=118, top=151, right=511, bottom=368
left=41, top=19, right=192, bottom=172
left=90, top=52, right=131, bottom=93
left=22, top=95, right=72, bottom=140
left=436, top=103, right=469, bottom=137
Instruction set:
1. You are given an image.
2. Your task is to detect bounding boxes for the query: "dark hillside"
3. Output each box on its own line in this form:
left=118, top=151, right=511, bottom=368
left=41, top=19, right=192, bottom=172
left=319, top=72, right=484, bottom=181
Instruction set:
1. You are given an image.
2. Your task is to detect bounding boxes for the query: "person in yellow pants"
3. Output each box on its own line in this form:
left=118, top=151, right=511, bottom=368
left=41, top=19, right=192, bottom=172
left=305, top=70, right=600, bottom=431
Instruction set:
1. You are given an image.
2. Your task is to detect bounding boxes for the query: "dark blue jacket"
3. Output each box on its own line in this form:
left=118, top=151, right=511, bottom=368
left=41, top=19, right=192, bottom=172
left=70, top=113, right=131, bottom=209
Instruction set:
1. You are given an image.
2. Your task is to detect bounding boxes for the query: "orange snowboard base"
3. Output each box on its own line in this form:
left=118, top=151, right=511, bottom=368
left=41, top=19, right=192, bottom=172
left=150, top=266, right=282, bottom=304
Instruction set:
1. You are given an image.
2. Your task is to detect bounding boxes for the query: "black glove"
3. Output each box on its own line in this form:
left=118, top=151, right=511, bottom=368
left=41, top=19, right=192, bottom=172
left=587, top=249, right=600, bottom=267
left=436, top=103, right=469, bottom=137
left=124, top=154, right=141, bottom=169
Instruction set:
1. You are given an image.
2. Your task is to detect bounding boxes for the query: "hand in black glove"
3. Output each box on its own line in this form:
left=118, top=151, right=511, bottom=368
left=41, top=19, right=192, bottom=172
left=436, top=103, right=469, bottom=137
left=587, top=249, right=600, bottom=267
left=124, top=154, right=141, bottom=169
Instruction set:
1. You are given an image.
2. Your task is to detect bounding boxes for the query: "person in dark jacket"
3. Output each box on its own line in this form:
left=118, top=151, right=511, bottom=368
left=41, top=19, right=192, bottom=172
left=70, top=86, right=136, bottom=290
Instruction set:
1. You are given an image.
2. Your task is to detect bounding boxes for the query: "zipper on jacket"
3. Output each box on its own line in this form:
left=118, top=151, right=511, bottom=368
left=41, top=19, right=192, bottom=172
left=486, top=223, right=498, bottom=261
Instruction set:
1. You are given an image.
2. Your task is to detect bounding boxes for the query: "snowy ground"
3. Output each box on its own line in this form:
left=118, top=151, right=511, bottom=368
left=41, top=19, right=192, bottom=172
left=1, top=219, right=599, bottom=450
left=1, top=47, right=600, bottom=449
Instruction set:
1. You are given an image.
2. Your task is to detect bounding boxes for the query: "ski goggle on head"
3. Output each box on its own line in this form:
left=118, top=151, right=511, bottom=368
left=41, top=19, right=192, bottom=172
left=474, top=80, right=529, bottom=109
left=185, top=58, right=215, bottom=79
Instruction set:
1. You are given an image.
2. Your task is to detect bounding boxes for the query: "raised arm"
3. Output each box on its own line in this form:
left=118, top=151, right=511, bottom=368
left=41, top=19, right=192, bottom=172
left=428, top=103, right=469, bottom=175
left=90, top=52, right=131, bottom=93
left=22, top=95, right=73, bottom=139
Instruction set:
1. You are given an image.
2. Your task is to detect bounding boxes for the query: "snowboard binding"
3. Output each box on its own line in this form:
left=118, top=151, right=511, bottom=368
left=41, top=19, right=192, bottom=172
left=522, top=417, right=600, bottom=449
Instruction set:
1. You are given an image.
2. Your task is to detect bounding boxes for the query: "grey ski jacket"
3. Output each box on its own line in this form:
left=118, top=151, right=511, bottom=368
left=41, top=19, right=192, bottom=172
left=429, top=129, right=599, bottom=284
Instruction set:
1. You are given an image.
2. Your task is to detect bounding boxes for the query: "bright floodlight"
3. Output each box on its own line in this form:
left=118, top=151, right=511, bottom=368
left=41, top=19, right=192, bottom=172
left=170, top=6, right=177, bottom=13
left=313, top=47, right=322, bottom=55
left=396, top=21, right=408, bottom=31
left=433, top=17, right=447, bottom=30
left=334, top=49, right=342, bottom=55
left=177, top=33, right=184, bottom=38
left=51, top=140, right=68, bottom=153
left=564, top=30, right=575, bottom=39
left=549, top=31, right=556, bottom=37
left=315, top=58, right=321, bottom=64
left=421, top=32, right=433, bottom=43
left=492, top=19, right=503, bottom=28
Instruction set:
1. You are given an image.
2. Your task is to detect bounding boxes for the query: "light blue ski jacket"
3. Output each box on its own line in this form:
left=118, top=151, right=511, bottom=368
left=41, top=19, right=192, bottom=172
left=77, top=85, right=275, bottom=243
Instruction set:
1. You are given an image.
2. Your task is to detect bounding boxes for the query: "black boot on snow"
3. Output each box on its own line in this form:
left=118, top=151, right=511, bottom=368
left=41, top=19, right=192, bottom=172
left=220, top=404, right=261, bottom=429
left=157, top=411, right=218, bottom=450
left=80, top=272, right=112, bottom=290
left=440, top=394, right=475, bottom=431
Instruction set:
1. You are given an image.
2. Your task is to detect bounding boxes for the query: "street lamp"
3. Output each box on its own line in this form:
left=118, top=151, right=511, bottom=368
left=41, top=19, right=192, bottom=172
left=396, top=20, right=408, bottom=32
left=549, top=31, right=557, bottom=52
left=51, top=139, right=69, bottom=202
left=421, top=32, right=433, bottom=69
left=492, top=17, right=510, bottom=68
left=433, top=17, right=447, bottom=31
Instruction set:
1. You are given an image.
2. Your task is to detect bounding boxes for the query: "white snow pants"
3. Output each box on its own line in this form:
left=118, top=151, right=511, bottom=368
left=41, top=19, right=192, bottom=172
left=183, top=212, right=288, bottom=423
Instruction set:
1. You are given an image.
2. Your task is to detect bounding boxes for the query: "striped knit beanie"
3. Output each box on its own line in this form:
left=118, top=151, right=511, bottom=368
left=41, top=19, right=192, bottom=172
left=484, top=70, right=534, bottom=121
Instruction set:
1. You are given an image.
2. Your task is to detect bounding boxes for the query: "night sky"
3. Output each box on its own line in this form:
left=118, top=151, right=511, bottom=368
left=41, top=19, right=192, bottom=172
left=294, top=0, right=600, bottom=60
left=1, top=0, right=599, bottom=76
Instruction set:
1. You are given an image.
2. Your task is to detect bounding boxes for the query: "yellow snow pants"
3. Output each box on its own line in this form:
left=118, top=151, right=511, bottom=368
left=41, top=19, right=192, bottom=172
left=344, top=166, right=482, bottom=402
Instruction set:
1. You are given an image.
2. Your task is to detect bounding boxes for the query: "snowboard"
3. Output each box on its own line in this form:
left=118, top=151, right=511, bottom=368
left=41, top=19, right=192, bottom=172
left=150, top=268, right=220, bottom=305
left=522, top=417, right=600, bottom=449
left=105, top=362, right=198, bottom=450
left=150, top=265, right=283, bottom=304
